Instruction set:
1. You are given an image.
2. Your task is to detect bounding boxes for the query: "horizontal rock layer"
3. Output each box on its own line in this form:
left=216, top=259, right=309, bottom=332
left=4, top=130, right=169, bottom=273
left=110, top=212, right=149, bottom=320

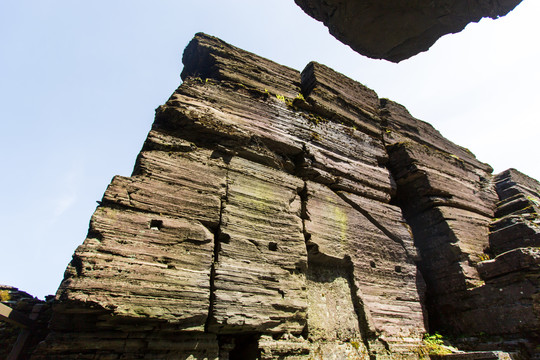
left=490, top=169, right=540, bottom=254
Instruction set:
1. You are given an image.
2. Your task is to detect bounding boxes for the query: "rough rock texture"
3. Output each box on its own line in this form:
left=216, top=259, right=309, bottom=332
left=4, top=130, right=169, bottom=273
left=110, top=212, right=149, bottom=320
left=28, top=34, right=539, bottom=359
left=444, top=169, right=540, bottom=354
left=384, top=102, right=499, bottom=329
left=490, top=169, right=540, bottom=254
left=294, top=0, right=523, bottom=62
left=425, top=169, right=540, bottom=355
left=382, top=103, right=539, bottom=355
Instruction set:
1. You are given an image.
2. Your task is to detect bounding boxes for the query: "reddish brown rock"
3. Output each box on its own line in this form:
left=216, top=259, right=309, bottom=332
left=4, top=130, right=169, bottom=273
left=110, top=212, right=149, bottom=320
left=382, top=100, right=500, bottom=340
left=304, top=181, right=426, bottom=354
left=300, top=61, right=381, bottom=136
left=29, top=33, right=540, bottom=359
left=448, top=247, right=540, bottom=352
left=209, top=157, right=308, bottom=335
left=181, top=33, right=301, bottom=99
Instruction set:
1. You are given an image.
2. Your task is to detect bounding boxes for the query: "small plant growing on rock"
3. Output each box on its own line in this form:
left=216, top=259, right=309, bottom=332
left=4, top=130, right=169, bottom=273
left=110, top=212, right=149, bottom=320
left=276, top=94, right=286, bottom=102
left=414, top=332, right=457, bottom=358
left=479, top=253, right=491, bottom=261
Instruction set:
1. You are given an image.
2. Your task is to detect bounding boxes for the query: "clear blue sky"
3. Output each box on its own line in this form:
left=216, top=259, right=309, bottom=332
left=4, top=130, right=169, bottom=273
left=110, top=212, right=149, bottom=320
left=1, top=1, right=538, bottom=299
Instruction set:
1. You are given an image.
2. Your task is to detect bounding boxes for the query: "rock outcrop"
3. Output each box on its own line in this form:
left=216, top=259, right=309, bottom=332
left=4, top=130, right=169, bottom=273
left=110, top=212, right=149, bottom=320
left=1, top=286, right=51, bottom=360
left=24, top=34, right=539, bottom=359
left=294, top=0, right=523, bottom=62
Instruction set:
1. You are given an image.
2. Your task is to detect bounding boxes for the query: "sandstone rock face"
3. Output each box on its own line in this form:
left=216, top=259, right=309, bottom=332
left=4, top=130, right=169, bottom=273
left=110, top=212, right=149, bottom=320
left=446, top=169, right=540, bottom=353
left=29, top=34, right=539, bottom=359
left=490, top=169, right=540, bottom=254
left=294, top=0, right=523, bottom=62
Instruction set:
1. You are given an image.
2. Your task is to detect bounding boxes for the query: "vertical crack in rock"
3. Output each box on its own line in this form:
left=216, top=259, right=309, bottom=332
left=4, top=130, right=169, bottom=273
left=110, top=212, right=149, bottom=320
left=297, top=178, right=312, bottom=342
left=343, top=255, right=376, bottom=359
left=298, top=180, right=310, bottom=242
left=205, top=168, right=230, bottom=334
left=70, top=254, right=83, bottom=277
left=379, top=98, right=504, bottom=337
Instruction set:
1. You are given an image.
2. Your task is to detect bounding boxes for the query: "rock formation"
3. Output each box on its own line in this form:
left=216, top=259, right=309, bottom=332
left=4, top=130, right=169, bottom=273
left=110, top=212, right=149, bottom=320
left=1, top=286, right=51, bottom=360
left=8, top=33, right=538, bottom=359
left=294, top=0, right=523, bottom=62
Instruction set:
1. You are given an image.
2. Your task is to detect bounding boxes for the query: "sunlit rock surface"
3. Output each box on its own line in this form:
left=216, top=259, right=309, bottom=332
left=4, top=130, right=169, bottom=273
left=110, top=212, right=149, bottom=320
left=26, top=33, right=539, bottom=359
left=294, top=0, right=523, bottom=62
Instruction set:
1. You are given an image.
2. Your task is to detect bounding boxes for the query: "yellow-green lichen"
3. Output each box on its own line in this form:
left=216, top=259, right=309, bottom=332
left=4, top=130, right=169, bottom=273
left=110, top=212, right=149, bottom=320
left=326, top=199, right=348, bottom=244
left=310, top=132, right=321, bottom=142
left=0, top=290, right=10, bottom=302
left=527, top=196, right=540, bottom=207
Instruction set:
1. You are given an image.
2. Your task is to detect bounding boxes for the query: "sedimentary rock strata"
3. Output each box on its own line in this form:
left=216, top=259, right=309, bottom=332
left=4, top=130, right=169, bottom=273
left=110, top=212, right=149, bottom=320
left=294, top=0, right=523, bottom=62
left=490, top=169, right=540, bottom=254
left=448, top=169, right=540, bottom=351
left=27, top=34, right=539, bottom=359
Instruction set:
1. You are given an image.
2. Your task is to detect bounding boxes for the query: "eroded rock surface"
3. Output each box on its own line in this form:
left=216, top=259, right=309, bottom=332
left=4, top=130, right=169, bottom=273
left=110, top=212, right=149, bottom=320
left=490, top=169, right=540, bottom=254
left=294, top=0, right=523, bottom=62
left=29, top=34, right=539, bottom=359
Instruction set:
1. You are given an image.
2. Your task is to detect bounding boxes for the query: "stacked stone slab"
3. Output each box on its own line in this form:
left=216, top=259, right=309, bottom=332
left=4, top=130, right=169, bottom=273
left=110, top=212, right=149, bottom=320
left=443, top=169, right=540, bottom=354
left=382, top=104, right=539, bottom=355
left=382, top=99, right=498, bottom=330
left=491, top=169, right=540, bottom=254
left=30, top=34, right=539, bottom=359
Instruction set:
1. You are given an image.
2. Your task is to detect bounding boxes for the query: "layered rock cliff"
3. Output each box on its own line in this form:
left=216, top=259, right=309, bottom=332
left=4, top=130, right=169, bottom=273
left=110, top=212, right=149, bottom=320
left=294, top=0, right=523, bottom=62
left=27, top=34, right=539, bottom=359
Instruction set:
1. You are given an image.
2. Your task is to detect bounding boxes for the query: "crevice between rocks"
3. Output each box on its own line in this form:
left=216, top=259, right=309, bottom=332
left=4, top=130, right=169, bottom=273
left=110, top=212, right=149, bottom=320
left=205, top=168, right=229, bottom=334
left=378, top=114, right=456, bottom=337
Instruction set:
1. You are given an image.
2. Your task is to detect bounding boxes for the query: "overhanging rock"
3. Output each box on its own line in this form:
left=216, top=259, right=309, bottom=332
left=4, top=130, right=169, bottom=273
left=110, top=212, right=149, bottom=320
left=294, top=0, right=523, bottom=62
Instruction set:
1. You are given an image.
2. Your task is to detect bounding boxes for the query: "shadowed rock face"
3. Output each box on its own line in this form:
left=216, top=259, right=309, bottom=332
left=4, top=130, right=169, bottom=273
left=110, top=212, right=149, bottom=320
left=294, top=0, right=523, bottom=62
left=0, top=286, right=52, bottom=359
left=25, top=34, right=539, bottom=359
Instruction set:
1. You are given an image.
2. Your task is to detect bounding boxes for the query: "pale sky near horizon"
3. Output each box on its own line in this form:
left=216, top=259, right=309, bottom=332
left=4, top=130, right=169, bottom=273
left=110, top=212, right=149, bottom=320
left=1, top=1, right=538, bottom=299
